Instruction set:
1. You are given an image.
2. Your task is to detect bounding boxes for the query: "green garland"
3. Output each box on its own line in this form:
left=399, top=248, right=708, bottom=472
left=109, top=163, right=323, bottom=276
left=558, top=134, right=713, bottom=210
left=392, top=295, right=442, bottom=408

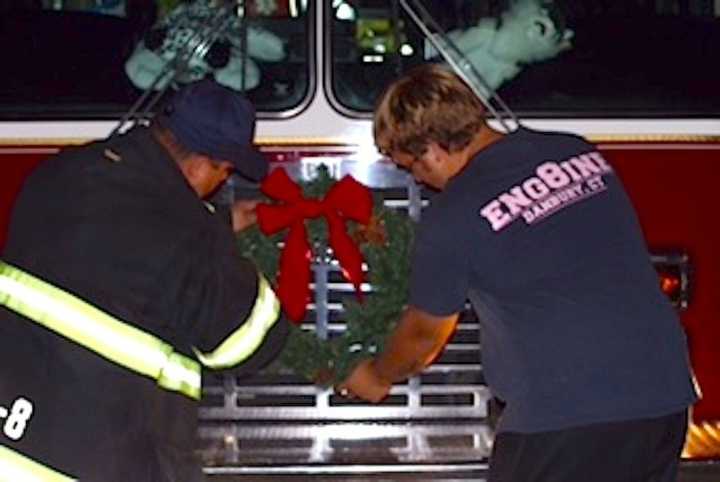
left=236, top=166, right=414, bottom=385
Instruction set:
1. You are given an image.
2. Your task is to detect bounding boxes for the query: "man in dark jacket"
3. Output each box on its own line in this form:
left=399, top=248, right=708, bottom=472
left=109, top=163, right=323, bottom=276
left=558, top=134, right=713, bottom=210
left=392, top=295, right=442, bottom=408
left=0, top=79, right=288, bottom=481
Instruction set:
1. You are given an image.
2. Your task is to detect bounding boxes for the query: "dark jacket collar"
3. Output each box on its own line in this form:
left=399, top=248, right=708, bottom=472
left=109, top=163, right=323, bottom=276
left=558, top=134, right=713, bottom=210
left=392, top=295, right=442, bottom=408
left=105, top=126, right=198, bottom=198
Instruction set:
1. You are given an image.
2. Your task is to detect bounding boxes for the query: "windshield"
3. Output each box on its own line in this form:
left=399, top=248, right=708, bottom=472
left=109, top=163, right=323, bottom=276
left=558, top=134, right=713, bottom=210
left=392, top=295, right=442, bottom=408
left=330, top=0, right=720, bottom=117
left=0, top=0, right=311, bottom=119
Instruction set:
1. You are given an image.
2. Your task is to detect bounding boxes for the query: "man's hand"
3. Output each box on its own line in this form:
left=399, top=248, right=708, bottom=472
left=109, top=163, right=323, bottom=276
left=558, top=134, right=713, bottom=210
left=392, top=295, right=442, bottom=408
left=231, top=200, right=260, bottom=232
left=336, top=306, right=459, bottom=404
left=336, top=359, right=392, bottom=403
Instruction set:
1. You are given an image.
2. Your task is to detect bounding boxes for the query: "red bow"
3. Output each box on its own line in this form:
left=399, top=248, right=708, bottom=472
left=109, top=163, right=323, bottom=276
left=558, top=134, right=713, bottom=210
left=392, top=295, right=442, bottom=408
left=256, top=168, right=373, bottom=323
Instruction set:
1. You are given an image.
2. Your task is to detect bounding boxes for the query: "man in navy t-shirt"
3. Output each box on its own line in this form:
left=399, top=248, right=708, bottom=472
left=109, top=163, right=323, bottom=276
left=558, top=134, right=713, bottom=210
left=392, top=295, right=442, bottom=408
left=337, top=64, right=696, bottom=482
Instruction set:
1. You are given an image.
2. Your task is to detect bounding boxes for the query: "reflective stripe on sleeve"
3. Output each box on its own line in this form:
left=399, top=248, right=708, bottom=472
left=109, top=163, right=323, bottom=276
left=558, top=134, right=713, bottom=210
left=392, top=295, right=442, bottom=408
left=0, top=445, right=76, bottom=482
left=0, top=261, right=201, bottom=400
left=194, top=273, right=281, bottom=369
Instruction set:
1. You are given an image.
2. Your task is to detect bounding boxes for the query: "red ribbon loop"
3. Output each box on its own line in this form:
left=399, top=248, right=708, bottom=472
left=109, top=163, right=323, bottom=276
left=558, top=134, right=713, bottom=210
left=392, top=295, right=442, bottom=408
left=256, top=168, right=373, bottom=322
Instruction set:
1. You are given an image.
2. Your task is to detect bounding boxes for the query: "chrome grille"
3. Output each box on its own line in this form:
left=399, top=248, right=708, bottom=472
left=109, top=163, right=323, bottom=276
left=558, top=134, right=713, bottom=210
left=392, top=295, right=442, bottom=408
left=199, top=159, right=492, bottom=477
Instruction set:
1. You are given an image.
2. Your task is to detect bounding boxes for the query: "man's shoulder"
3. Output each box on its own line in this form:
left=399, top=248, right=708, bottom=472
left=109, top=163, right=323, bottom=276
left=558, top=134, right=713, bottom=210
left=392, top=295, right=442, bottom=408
left=516, top=126, right=594, bottom=152
left=465, top=127, right=597, bottom=180
left=32, top=134, right=125, bottom=179
left=419, top=190, right=478, bottom=249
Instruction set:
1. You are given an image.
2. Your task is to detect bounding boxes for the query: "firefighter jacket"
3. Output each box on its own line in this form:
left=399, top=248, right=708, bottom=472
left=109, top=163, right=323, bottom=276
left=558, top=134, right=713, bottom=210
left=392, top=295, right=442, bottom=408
left=0, top=126, right=287, bottom=481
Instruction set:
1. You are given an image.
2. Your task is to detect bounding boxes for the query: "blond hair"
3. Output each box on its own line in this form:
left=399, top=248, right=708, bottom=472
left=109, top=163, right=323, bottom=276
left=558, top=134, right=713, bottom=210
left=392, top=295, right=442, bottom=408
left=373, top=64, right=486, bottom=158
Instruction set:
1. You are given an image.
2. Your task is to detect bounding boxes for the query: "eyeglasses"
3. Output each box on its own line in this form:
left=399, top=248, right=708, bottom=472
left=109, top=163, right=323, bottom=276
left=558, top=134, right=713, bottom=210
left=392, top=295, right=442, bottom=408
left=379, top=147, right=426, bottom=172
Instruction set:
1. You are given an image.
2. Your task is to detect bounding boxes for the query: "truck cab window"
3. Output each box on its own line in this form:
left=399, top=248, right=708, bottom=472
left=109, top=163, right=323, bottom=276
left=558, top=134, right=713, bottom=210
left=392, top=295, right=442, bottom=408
left=0, top=0, right=311, bottom=118
left=330, top=0, right=720, bottom=117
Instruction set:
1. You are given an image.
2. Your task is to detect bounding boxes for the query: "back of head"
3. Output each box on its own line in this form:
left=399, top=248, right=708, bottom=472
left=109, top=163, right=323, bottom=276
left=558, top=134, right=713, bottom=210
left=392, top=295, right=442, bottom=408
left=373, top=64, right=487, bottom=158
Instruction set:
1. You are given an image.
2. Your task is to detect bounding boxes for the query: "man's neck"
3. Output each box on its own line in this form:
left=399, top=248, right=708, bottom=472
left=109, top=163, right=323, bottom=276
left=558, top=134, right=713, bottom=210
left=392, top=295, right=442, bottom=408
left=448, top=125, right=506, bottom=179
left=467, top=125, right=505, bottom=159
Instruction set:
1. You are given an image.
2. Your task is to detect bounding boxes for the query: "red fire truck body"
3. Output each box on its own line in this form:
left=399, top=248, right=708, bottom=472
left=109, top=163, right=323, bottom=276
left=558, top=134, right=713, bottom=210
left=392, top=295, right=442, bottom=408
left=1, top=0, right=719, bottom=472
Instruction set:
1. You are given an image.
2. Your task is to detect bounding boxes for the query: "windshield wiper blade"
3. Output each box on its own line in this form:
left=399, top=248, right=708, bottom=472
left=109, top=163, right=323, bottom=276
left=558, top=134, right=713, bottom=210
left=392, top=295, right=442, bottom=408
left=111, top=3, right=242, bottom=137
left=399, top=0, right=520, bottom=133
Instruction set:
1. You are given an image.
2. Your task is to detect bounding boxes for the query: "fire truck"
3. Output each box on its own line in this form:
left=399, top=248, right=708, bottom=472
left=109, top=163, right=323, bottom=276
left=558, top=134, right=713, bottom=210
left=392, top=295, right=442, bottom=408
left=1, top=0, right=719, bottom=479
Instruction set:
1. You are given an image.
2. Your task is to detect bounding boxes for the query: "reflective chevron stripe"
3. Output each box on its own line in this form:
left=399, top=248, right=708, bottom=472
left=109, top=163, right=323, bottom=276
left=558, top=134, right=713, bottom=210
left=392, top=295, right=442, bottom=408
left=0, top=261, right=201, bottom=399
left=0, top=261, right=281, bottom=400
left=194, top=273, right=281, bottom=369
left=0, top=445, right=76, bottom=482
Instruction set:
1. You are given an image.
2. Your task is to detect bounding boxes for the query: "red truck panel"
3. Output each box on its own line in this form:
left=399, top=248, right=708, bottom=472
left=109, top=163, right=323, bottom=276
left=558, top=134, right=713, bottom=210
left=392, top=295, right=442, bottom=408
left=605, top=144, right=720, bottom=422
left=0, top=148, right=54, bottom=249
left=1, top=141, right=718, bottom=426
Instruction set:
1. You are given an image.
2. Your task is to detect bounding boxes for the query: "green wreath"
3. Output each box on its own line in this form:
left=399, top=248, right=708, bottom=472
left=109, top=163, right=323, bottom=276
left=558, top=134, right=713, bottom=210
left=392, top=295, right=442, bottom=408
left=236, top=166, right=415, bottom=385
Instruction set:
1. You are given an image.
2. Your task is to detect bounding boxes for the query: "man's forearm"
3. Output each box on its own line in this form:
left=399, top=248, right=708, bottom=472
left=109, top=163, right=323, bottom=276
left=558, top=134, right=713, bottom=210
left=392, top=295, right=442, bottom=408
left=372, top=306, right=458, bottom=383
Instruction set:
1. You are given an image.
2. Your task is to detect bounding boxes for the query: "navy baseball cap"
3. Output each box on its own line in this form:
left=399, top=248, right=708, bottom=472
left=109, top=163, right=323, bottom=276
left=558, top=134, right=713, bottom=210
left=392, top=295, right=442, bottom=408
left=158, top=79, right=268, bottom=182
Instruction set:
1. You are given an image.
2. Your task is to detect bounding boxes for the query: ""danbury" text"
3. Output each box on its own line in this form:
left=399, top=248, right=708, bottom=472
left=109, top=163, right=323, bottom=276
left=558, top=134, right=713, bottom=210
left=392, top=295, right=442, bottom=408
left=479, top=151, right=613, bottom=231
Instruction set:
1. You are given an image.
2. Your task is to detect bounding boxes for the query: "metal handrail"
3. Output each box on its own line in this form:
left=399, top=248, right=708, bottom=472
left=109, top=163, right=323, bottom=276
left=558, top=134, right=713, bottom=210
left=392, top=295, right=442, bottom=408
left=398, top=0, right=520, bottom=134
left=110, top=2, right=243, bottom=137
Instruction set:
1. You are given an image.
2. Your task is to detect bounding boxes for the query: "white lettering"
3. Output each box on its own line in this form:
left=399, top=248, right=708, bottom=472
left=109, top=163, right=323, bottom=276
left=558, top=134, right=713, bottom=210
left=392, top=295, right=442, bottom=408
left=588, top=151, right=614, bottom=173
left=587, top=175, right=606, bottom=191
left=480, top=200, right=512, bottom=231
left=532, top=204, right=544, bottom=218
left=568, top=184, right=583, bottom=198
left=522, top=177, right=550, bottom=200
left=560, top=161, right=583, bottom=182
left=498, top=187, right=533, bottom=216
left=480, top=152, right=613, bottom=230
left=570, top=154, right=602, bottom=178
left=3, top=397, right=33, bottom=441
left=536, top=162, right=571, bottom=189
left=540, top=195, right=560, bottom=211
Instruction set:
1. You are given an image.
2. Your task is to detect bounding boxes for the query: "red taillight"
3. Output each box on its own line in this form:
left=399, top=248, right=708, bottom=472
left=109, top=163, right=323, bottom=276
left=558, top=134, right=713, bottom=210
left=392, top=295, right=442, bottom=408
left=652, top=252, right=691, bottom=311
left=659, top=272, right=681, bottom=298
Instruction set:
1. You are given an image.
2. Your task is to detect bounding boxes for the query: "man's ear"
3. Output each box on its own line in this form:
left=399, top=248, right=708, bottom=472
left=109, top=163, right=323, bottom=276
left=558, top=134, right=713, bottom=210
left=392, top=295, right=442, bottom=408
left=423, top=142, right=449, bottom=166
left=178, top=155, right=207, bottom=183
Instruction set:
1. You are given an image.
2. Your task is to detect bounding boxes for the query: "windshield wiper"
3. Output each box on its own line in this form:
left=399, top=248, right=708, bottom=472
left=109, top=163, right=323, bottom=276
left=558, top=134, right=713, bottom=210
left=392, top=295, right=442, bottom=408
left=111, top=2, right=244, bottom=137
left=398, top=0, right=519, bottom=133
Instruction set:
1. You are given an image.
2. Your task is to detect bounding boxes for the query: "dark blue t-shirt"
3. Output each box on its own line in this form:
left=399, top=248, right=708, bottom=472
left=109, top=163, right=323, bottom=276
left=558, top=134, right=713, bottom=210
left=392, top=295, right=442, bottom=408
left=409, top=127, right=697, bottom=433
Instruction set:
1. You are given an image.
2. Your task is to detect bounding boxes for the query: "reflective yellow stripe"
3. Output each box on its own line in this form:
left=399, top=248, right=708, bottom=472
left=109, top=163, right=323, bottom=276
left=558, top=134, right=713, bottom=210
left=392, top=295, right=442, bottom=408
left=0, top=261, right=201, bottom=400
left=194, top=273, right=280, bottom=369
left=0, top=445, right=76, bottom=482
